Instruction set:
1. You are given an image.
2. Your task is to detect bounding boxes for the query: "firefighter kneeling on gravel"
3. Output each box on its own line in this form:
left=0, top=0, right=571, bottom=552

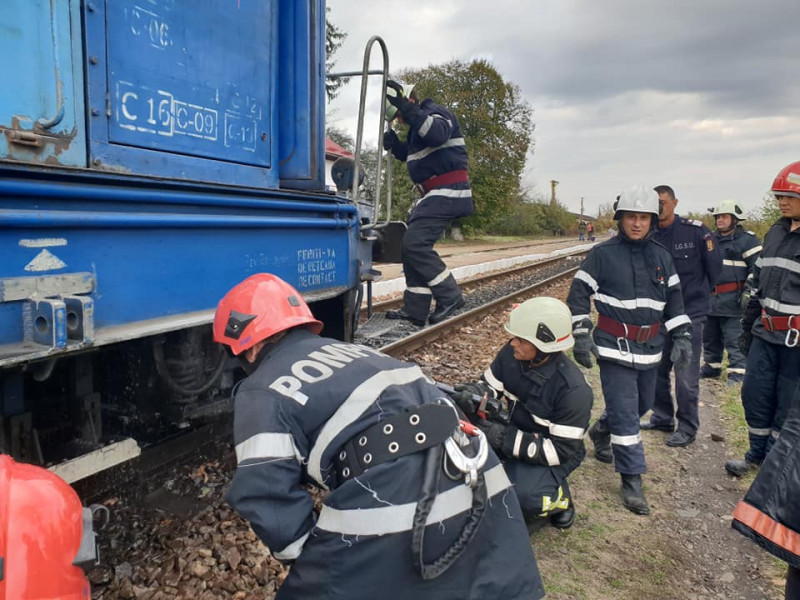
left=213, top=273, right=545, bottom=600
left=450, top=297, right=593, bottom=533
left=566, top=184, right=692, bottom=515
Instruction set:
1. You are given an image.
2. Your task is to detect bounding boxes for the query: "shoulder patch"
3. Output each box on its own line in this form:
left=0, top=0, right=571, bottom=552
left=690, top=219, right=703, bottom=227
left=706, top=237, right=715, bottom=252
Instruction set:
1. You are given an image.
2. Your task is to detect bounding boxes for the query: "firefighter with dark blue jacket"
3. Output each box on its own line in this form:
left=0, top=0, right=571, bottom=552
left=725, top=162, right=800, bottom=479
left=700, top=200, right=762, bottom=384
left=383, top=81, right=473, bottom=327
left=642, top=185, right=723, bottom=447
left=567, top=184, right=692, bottom=515
left=450, top=297, right=593, bottom=533
left=214, top=273, right=545, bottom=600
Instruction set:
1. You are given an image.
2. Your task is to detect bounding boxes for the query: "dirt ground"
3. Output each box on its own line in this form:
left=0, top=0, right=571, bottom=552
left=420, top=278, right=786, bottom=600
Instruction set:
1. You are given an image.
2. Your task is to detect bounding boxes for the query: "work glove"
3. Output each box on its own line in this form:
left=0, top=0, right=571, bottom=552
left=386, top=80, right=420, bottom=124
left=670, top=330, right=693, bottom=372
left=382, top=129, right=398, bottom=151
left=572, top=319, right=598, bottom=369
left=476, top=420, right=507, bottom=451
left=452, top=381, right=496, bottom=420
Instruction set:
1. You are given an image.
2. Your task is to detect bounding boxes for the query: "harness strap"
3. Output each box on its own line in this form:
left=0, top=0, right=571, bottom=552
left=418, top=169, right=469, bottom=194
left=333, top=403, right=458, bottom=485
left=761, top=311, right=800, bottom=332
left=597, top=314, right=661, bottom=342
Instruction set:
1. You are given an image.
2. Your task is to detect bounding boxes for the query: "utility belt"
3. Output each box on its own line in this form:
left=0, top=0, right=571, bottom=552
left=414, top=169, right=469, bottom=195
left=713, top=281, right=746, bottom=295
left=334, top=403, right=459, bottom=485
left=597, top=314, right=661, bottom=343
left=761, top=310, right=800, bottom=347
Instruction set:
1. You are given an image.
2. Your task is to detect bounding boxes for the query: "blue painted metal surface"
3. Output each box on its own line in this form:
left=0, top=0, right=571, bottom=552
left=278, top=0, right=326, bottom=190
left=85, top=0, right=280, bottom=188
left=0, top=169, right=359, bottom=354
left=0, top=0, right=86, bottom=167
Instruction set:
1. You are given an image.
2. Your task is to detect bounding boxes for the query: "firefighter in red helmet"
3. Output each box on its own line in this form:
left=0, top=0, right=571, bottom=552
left=0, top=455, right=100, bottom=600
left=732, top=162, right=800, bottom=599
left=213, top=273, right=545, bottom=599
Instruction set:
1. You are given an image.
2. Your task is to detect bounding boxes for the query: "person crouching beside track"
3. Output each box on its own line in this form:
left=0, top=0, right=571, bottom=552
left=382, top=80, right=473, bottom=328
left=213, top=273, right=545, bottom=600
left=449, top=297, right=593, bottom=533
left=566, top=184, right=692, bottom=515
left=725, top=162, right=800, bottom=480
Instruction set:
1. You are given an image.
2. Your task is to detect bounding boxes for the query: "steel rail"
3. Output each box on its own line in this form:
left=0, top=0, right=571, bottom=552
left=379, top=266, right=580, bottom=358
left=369, top=248, right=589, bottom=313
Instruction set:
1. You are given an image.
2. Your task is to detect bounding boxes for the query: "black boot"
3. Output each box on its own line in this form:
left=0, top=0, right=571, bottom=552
left=700, top=364, right=721, bottom=379
left=588, top=420, right=613, bottom=464
left=385, top=308, right=426, bottom=327
left=428, top=297, right=465, bottom=324
left=550, top=504, right=576, bottom=529
left=620, top=473, right=650, bottom=515
left=724, top=458, right=760, bottom=477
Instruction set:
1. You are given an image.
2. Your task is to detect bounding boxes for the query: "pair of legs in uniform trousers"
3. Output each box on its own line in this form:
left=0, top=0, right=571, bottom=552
left=387, top=217, right=464, bottom=326
left=503, top=460, right=575, bottom=532
left=646, top=319, right=705, bottom=446
left=590, top=360, right=658, bottom=514
left=702, top=315, right=747, bottom=383
left=726, top=336, right=800, bottom=476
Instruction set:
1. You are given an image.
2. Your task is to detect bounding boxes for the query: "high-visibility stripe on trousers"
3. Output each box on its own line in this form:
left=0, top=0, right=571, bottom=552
left=598, top=360, right=658, bottom=475
left=401, top=216, right=463, bottom=321
left=741, top=336, right=800, bottom=463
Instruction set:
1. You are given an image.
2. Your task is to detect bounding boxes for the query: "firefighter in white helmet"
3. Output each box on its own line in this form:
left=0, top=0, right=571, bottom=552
left=567, top=184, right=691, bottom=515
left=450, top=297, right=593, bottom=532
left=700, top=200, right=762, bottom=384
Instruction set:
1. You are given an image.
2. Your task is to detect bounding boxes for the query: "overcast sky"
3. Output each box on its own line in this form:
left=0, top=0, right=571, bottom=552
left=326, top=0, right=800, bottom=218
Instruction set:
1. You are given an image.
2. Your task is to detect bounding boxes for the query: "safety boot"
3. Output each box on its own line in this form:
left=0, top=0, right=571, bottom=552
left=588, top=420, right=613, bottom=464
left=549, top=504, right=576, bottom=529
left=724, top=459, right=760, bottom=477
left=700, top=364, right=721, bottom=379
left=620, top=473, right=650, bottom=515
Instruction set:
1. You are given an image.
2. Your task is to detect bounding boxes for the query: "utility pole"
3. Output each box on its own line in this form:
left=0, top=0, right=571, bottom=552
left=550, top=180, right=559, bottom=206
left=580, top=196, right=584, bottom=217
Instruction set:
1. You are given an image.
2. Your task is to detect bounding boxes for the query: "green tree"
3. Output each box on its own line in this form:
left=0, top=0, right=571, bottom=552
left=325, top=8, right=348, bottom=102
left=392, top=59, right=534, bottom=231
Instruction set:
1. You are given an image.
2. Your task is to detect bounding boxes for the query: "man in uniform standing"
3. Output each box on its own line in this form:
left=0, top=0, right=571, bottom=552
left=700, top=200, right=762, bottom=384
left=725, top=162, right=800, bottom=478
left=214, top=273, right=545, bottom=599
left=451, top=297, right=593, bottom=532
left=383, top=81, right=473, bottom=327
left=567, top=184, right=692, bottom=515
left=642, top=185, right=722, bottom=447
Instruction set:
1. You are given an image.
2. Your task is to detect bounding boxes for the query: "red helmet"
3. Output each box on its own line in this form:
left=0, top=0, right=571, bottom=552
left=213, top=273, right=323, bottom=355
left=771, top=161, right=800, bottom=199
left=0, top=455, right=93, bottom=599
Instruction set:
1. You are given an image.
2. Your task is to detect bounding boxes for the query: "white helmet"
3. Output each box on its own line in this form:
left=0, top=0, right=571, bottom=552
left=711, top=199, right=744, bottom=219
left=385, top=82, right=415, bottom=121
left=613, top=184, right=660, bottom=220
left=504, top=297, right=574, bottom=353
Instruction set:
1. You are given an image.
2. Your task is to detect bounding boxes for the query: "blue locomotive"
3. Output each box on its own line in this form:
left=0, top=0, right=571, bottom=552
left=0, top=0, right=370, bottom=478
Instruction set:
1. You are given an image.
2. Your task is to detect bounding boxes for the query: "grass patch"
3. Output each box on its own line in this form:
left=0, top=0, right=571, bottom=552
left=717, top=382, right=750, bottom=458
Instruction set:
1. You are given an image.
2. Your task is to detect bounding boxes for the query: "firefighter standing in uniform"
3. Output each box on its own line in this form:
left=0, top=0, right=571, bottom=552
left=383, top=81, right=473, bottom=327
left=450, top=297, right=593, bottom=532
left=700, top=200, right=762, bottom=384
left=567, top=184, right=692, bottom=515
left=642, top=185, right=722, bottom=447
left=725, top=162, right=800, bottom=479
left=214, top=274, right=545, bottom=600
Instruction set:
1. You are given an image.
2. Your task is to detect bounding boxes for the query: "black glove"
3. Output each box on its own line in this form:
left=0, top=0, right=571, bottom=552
left=670, top=330, right=692, bottom=372
left=572, top=319, right=598, bottom=368
left=385, top=80, right=419, bottom=123
left=476, top=420, right=507, bottom=451
left=382, top=129, right=398, bottom=151
left=452, top=381, right=495, bottom=420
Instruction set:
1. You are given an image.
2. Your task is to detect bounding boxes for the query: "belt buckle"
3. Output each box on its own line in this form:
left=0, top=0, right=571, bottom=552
left=636, top=324, right=652, bottom=343
left=762, top=313, right=775, bottom=332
